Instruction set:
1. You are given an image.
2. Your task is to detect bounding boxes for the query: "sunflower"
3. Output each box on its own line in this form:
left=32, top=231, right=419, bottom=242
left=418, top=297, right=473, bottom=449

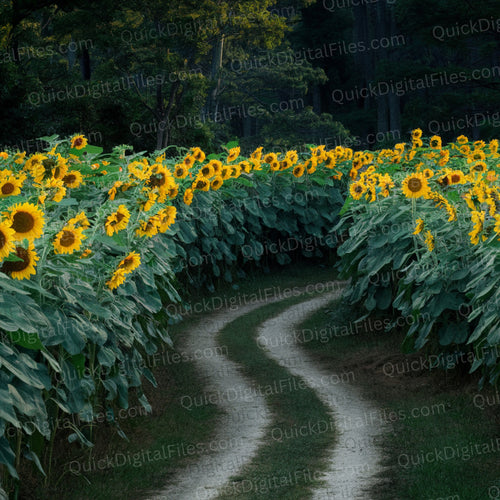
left=349, top=181, right=366, bottom=200
left=148, top=164, right=173, bottom=189
left=1, top=243, right=39, bottom=280
left=183, top=188, right=194, bottom=206
left=62, top=170, right=83, bottom=188
left=106, top=268, right=127, bottom=290
left=469, top=210, right=486, bottom=245
left=135, top=216, right=159, bottom=238
left=0, top=152, right=8, bottom=159
left=210, top=176, right=223, bottom=191
left=207, top=159, right=222, bottom=175
left=305, top=158, right=317, bottom=174
left=401, top=173, right=430, bottom=199
left=279, top=158, right=292, bottom=170
left=489, top=139, right=499, bottom=155
left=0, top=176, right=23, bottom=197
left=51, top=158, right=69, bottom=179
left=53, top=226, right=86, bottom=254
left=413, top=218, right=424, bottom=235
left=70, top=134, right=88, bottom=150
left=429, top=135, right=442, bottom=149
left=192, top=177, right=210, bottom=191
left=108, top=181, right=123, bottom=200
left=0, top=221, right=16, bottom=261
left=324, top=153, right=336, bottom=169
left=269, top=160, right=280, bottom=171
left=424, top=230, right=434, bottom=252
left=173, top=164, right=189, bottom=179
left=487, top=171, right=498, bottom=182
left=250, top=147, right=263, bottom=160
left=412, top=138, right=423, bottom=148
left=14, top=152, right=26, bottom=164
left=183, top=155, right=195, bottom=168
left=470, top=161, right=487, bottom=174
left=68, top=211, right=90, bottom=229
left=43, top=177, right=66, bottom=202
left=263, top=152, right=277, bottom=164
left=437, top=150, right=449, bottom=167
left=468, top=149, right=486, bottom=163
left=239, top=161, right=251, bottom=174
left=167, top=185, right=179, bottom=199
left=118, top=251, right=141, bottom=274
left=457, top=135, right=468, bottom=145
left=423, top=168, right=434, bottom=178
left=200, top=164, right=215, bottom=178
left=293, top=164, right=305, bottom=178
left=448, top=170, right=466, bottom=185
left=105, top=205, right=130, bottom=236
left=220, top=166, right=231, bottom=180
left=80, top=249, right=92, bottom=258
left=191, top=147, right=206, bottom=163
left=128, top=160, right=151, bottom=180
left=142, top=190, right=158, bottom=211
left=411, top=128, right=422, bottom=140
left=231, top=165, right=242, bottom=178
left=227, top=147, right=240, bottom=163
left=7, top=202, right=45, bottom=241
left=157, top=206, right=177, bottom=233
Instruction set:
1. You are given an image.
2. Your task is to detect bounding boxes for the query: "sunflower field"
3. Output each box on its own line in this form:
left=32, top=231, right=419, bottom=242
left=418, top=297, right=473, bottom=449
left=0, top=130, right=499, bottom=495
left=0, top=134, right=343, bottom=495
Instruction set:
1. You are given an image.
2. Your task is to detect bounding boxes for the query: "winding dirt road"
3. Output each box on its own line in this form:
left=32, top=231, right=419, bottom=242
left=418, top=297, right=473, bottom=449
left=148, top=284, right=386, bottom=499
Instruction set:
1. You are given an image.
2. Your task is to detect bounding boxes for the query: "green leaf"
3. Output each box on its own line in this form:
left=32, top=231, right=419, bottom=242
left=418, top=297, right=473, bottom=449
left=0, top=437, right=18, bottom=479
left=6, top=331, right=44, bottom=350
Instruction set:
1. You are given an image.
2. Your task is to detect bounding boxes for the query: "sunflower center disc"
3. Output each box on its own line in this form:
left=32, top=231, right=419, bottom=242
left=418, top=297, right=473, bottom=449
left=2, top=183, right=15, bottom=195
left=12, top=211, right=35, bottom=233
left=408, top=178, right=422, bottom=192
left=2, top=246, right=29, bottom=272
left=60, top=230, right=76, bottom=247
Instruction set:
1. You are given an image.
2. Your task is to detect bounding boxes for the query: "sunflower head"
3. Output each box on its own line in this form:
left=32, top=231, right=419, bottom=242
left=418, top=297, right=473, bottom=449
left=8, top=202, right=45, bottom=241
left=174, top=164, right=189, bottom=179
left=1, top=243, right=39, bottom=280
left=293, top=164, right=305, bottom=178
left=402, top=173, right=430, bottom=199
left=118, top=251, right=141, bottom=274
left=183, top=188, right=194, bottom=206
left=53, top=227, right=85, bottom=254
left=227, top=147, right=240, bottom=163
left=210, top=176, right=223, bottom=191
left=411, top=128, right=422, bottom=140
left=62, top=170, right=83, bottom=188
left=429, top=135, right=442, bottom=149
left=0, top=221, right=16, bottom=260
left=349, top=181, right=366, bottom=200
left=70, top=134, right=88, bottom=150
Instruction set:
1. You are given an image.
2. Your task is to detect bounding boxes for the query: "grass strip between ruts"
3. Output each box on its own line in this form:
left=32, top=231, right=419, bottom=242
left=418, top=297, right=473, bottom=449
left=216, top=290, right=337, bottom=500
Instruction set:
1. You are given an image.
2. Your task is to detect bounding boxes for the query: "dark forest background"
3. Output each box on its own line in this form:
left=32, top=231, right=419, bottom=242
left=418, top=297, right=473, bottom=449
left=1, top=0, right=499, bottom=154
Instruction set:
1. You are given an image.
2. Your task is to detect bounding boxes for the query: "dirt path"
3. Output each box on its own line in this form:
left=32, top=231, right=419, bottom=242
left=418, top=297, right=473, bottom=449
left=256, top=291, right=387, bottom=499
left=148, top=300, right=275, bottom=500
left=149, top=283, right=386, bottom=499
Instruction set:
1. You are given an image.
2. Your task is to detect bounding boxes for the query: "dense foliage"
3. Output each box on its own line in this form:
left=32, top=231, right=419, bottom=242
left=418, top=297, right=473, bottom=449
left=334, top=130, right=500, bottom=387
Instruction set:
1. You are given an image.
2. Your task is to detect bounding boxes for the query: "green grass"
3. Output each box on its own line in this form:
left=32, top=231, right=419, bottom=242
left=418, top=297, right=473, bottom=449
left=297, top=296, right=500, bottom=500
left=216, top=292, right=337, bottom=500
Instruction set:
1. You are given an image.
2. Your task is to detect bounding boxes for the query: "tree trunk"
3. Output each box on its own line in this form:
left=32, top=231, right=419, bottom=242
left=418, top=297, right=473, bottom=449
left=205, top=35, right=224, bottom=116
left=80, top=48, right=91, bottom=80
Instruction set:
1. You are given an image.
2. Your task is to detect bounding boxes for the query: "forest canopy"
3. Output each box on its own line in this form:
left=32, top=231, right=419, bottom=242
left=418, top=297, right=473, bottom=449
left=1, top=0, right=499, bottom=153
